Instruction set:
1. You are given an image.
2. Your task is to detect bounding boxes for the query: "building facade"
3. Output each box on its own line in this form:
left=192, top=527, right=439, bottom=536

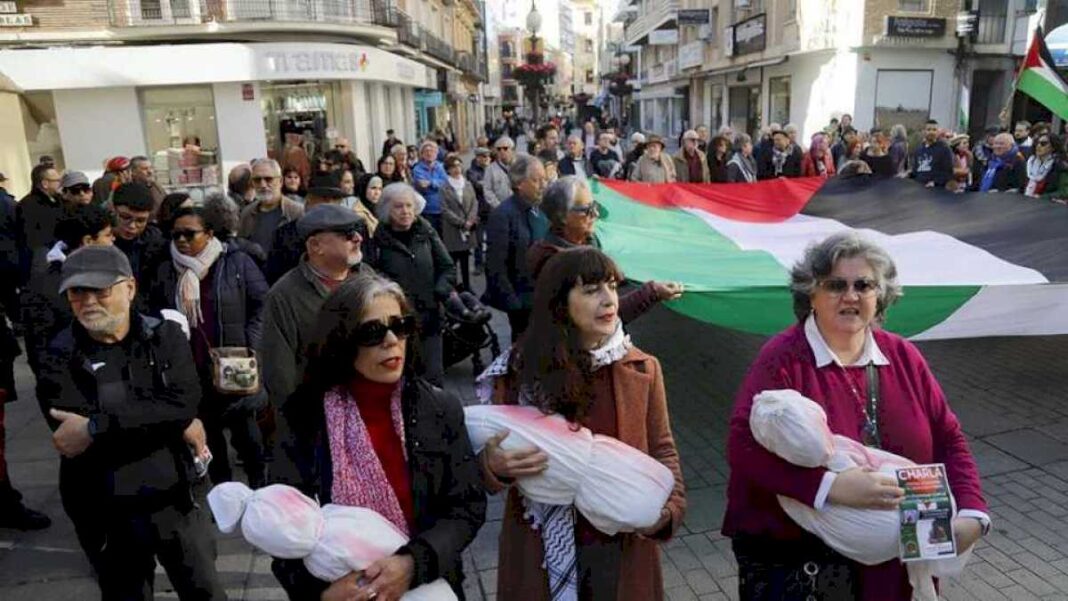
left=0, top=0, right=486, bottom=197
left=611, top=0, right=1043, bottom=144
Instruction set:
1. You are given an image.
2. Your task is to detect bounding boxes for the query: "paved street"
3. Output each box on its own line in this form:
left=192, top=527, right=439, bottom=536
left=3, top=279, right=1068, bottom=600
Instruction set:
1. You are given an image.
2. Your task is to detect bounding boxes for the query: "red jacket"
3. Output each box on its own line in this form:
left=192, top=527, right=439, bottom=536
left=801, top=152, right=836, bottom=178
left=723, top=324, right=986, bottom=600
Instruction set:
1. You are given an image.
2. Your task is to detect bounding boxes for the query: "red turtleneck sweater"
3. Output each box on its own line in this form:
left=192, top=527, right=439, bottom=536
left=348, top=376, right=415, bottom=526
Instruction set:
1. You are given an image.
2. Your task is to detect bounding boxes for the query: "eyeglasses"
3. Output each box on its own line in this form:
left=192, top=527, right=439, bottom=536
left=569, top=202, right=600, bottom=217
left=66, top=185, right=92, bottom=195
left=171, top=229, right=205, bottom=241
left=336, top=145, right=349, bottom=150
left=1037, top=139, right=1052, bottom=147
left=117, top=211, right=150, bottom=226
left=251, top=176, right=277, bottom=184
left=818, top=278, right=880, bottom=297
left=67, top=282, right=122, bottom=301
left=352, top=314, right=417, bottom=347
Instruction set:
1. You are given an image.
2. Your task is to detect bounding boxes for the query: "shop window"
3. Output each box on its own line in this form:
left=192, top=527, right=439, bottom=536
left=769, top=76, right=790, bottom=126
left=139, top=86, right=220, bottom=188
left=898, top=0, right=928, bottom=12
left=874, top=70, right=932, bottom=131
left=260, top=81, right=341, bottom=174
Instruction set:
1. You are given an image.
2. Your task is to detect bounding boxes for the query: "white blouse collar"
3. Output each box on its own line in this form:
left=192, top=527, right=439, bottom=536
left=804, top=314, right=890, bottom=368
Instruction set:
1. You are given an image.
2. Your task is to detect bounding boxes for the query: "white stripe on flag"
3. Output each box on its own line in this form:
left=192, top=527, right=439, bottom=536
left=910, top=284, right=1068, bottom=340
left=683, top=209, right=1048, bottom=286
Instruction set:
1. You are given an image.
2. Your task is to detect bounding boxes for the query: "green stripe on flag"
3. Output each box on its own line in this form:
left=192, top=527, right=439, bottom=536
left=1018, top=68, right=1068, bottom=121
left=593, top=180, right=983, bottom=339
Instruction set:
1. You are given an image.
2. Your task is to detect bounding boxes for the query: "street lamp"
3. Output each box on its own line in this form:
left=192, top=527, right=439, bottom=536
left=526, top=0, right=541, bottom=125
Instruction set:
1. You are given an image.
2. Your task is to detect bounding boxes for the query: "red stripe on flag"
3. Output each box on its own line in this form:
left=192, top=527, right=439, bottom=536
left=598, top=177, right=825, bottom=223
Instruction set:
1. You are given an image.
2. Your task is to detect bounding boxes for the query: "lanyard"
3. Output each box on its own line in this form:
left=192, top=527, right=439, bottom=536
left=862, top=362, right=881, bottom=449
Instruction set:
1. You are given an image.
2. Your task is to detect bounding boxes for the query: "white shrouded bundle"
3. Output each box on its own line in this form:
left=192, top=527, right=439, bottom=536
left=207, top=482, right=456, bottom=601
left=749, top=390, right=972, bottom=601
left=464, top=404, right=674, bottom=535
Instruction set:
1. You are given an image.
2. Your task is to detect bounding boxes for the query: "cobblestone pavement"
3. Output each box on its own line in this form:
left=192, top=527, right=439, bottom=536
left=3, top=290, right=1068, bottom=600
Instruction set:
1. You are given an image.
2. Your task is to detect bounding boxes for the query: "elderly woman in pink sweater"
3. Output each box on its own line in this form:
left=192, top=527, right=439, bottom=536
left=723, top=232, right=989, bottom=601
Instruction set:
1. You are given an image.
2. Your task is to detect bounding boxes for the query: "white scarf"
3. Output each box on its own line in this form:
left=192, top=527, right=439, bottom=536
left=170, top=236, right=224, bottom=328
left=1026, top=155, right=1055, bottom=197
left=447, top=175, right=466, bottom=196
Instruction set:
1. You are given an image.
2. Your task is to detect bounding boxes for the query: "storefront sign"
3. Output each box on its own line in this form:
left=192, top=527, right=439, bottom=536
left=241, top=83, right=255, bottom=101
left=649, top=29, right=679, bottom=45
left=886, top=16, right=946, bottom=38
left=0, top=3, right=17, bottom=14
left=679, top=41, right=705, bottom=70
left=263, top=50, right=370, bottom=75
left=731, top=14, right=766, bottom=56
left=677, top=9, right=709, bottom=26
left=0, top=13, right=31, bottom=26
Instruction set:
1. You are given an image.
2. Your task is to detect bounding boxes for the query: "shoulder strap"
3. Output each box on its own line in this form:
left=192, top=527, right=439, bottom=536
left=865, top=361, right=881, bottom=449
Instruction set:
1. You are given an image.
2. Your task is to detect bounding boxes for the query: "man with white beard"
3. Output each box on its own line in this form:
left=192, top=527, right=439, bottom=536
left=258, top=205, right=374, bottom=483
left=238, top=158, right=305, bottom=255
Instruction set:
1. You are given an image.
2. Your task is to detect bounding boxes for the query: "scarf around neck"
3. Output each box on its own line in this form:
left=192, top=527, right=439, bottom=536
left=447, top=175, right=466, bottom=195
left=170, top=236, right=224, bottom=328
left=324, top=382, right=410, bottom=536
left=1026, top=155, right=1055, bottom=196
left=728, top=152, right=757, bottom=182
left=979, top=147, right=1019, bottom=192
left=474, top=321, right=632, bottom=601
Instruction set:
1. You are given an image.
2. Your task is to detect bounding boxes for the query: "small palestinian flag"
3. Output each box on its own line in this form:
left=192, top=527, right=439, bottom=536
left=1016, top=26, right=1068, bottom=121
left=592, top=177, right=1068, bottom=340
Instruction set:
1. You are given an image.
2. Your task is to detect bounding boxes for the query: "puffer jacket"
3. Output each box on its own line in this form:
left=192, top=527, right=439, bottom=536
left=370, top=218, right=456, bottom=327
left=150, top=242, right=268, bottom=350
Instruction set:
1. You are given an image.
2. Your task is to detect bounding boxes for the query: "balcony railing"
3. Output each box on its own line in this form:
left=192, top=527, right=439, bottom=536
left=424, top=29, right=456, bottom=64
left=976, top=12, right=1007, bottom=45
left=624, top=0, right=679, bottom=45
left=109, top=0, right=398, bottom=28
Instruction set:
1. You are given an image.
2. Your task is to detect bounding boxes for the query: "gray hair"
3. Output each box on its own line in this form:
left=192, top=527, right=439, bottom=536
left=376, top=182, right=426, bottom=223
left=733, top=133, right=752, bottom=148
left=419, top=140, right=438, bottom=153
left=495, top=136, right=515, bottom=149
left=201, top=191, right=240, bottom=237
left=541, top=176, right=591, bottom=229
left=784, top=123, right=799, bottom=135
left=350, top=274, right=411, bottom=323
left=890, top=124, right=907, bottom=142
left=250, top=157, right=282, bottom=177
left=508, top=153, right=541, bottom=189
left=789, top=232, right=903, bottom=323
left=390, top=143, right=407, bottom=156
left=566, top=134, right=583, bottom=145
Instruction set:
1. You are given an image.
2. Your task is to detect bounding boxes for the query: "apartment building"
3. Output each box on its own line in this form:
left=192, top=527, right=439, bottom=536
left=614, top=0, right=1043, bottom=143
left=0, top=0, right=487, bottom=196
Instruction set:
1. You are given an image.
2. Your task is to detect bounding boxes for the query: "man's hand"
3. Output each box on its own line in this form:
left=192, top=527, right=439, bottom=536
left=484, top=429, right=548, bottom=480
left=359, top=554, right=415, bottom=601
left=49, top=409, right=92, bottom=458
left=183, top=418, right=211, bottom=461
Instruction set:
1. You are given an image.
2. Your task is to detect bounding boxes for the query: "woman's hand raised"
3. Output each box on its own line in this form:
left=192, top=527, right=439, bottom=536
left=484, top=429, right=549, bottom=480
left=827, top=467, right=905, bottom=510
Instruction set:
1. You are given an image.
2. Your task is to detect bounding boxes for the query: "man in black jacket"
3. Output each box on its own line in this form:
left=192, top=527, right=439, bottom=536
left=16, top=163, right=65, bottom=283
left=758, top=129, right=803, bottom=179
left=39, top=246, right=225, bottom=600
left=910, top=119, right=954, bottom=188
left=112, top=182, right=166, bottom=312
left=558, top=134, right=593, bottom=178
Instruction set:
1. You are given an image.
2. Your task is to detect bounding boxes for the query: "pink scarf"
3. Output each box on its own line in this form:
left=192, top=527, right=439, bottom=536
left=323, top=384, right=410, bottom=536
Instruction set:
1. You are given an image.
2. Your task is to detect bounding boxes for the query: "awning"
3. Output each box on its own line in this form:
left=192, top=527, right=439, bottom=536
left=698, top=55, right=789, bottom=78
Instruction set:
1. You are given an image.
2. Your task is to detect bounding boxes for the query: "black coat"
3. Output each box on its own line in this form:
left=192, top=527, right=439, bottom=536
left=19, top=260, right=68, bottom=376
left=708, top=153, right=730, bottom=183
left=150, top=243, right=268, bottom=351
left=16, top=188, right=64, bottom=283
left=0, top=187, right=18, bottom=323
left=757, top=145, right=803, bottom=179
left=265, top=220, right=372, bottom=286
left=483, top=194, right=549, bottom=312
left=974, top=155, right=1027, bottom=192
left=115, top=225, right=168, bottom=313
left=559, top=155, right=592, bottom=177
left=370, top=218, right=456, bottom=330
left=36, top=313, right=200, bottom=508
left=272, top=378, right=487, bottom=599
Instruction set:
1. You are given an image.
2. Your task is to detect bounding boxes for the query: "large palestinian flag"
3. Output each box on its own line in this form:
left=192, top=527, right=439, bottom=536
left=593, top=177, right=1068, bottom=340
left=1015, top=26, right=1068, bottom=121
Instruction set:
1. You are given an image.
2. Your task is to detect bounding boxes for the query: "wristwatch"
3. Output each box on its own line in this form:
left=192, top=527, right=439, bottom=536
left=86, top=415, right=99, bottom=439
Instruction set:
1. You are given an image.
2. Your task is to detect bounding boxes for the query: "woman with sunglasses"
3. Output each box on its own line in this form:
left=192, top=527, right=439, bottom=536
left=149, top=205, right=270, bottom=488
left=724, top=233, right=989, bottom=600
left=1024, top=134, right=1060, bottom=198
left=272, top=274, right=485, bottom=601
left=369, top=183, right=456, bottom=386
left=480, top=247, right=686, bottom=601
left=527, top=176, right=683, bottom=324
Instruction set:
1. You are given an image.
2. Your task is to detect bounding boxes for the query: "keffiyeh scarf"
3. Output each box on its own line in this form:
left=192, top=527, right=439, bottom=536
left=324, top=384, right=410, bottom=536
left=169, top=236, right=223, bottom=327
left=475, top=322, right=632, bottom=601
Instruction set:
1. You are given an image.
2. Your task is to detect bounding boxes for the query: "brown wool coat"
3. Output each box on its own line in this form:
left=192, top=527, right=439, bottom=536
left=479, top=347, right=687, bottom=601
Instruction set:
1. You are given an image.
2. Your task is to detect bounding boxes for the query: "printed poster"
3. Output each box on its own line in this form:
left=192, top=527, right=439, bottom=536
left=897, top=463, right=957, bottom=562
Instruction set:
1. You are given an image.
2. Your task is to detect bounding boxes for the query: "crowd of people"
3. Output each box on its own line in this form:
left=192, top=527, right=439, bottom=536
left=0, top=110, right=1002, bottom=601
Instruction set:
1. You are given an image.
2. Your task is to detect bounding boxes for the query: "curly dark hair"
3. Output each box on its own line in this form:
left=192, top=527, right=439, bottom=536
left=55, top=204, right=116, bottom=251
left=514, top=247, right=624, bottom=424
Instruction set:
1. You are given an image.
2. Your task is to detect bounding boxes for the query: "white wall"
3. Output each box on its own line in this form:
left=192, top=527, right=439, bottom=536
left=854, top=49, right=956, bottom=132
left=212, top=82, right=268, bottom=174
left=54, top=87, right=146, bottom=178
left=764, top=50, right=858, bottom=142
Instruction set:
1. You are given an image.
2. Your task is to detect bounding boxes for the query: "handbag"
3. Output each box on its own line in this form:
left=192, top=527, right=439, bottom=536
left=209, top=347, right=261, bottom=396
left=734, top=534, right=858, bottom=601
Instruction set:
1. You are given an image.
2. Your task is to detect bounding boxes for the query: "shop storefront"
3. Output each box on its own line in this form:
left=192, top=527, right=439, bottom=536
left=0, top=42, right=434, bottom=188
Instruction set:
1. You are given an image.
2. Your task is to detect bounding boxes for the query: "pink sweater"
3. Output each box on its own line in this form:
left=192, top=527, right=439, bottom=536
left=723, top=324, right=986, bottom=600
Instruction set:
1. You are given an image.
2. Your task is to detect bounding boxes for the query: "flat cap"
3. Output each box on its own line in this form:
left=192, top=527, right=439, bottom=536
left=61, top=171, right=90, bottom=188
left=59, top=246, right=133, bottom=294
left=474, top=147, right=492, bottom=157
left=306, top=172, right=345, bottom=199
left=297, top=204, right=361, bottom=240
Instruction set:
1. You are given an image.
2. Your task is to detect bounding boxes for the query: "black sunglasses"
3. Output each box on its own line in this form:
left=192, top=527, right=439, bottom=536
left=1037, top=139, right=1052, bottom=147
left=569, top=202, right=600, bottom=216
left=66, top=185, right=92, bottom=194
left=352, top=314, right=417, bottom=347
left=171, top=229, right=205, bottom=241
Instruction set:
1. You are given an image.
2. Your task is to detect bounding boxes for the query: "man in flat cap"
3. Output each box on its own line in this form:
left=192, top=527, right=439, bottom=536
left=259, top=204, right=373, bottom=483
left=36, top=245, right=225, bottom=599
left=60, top=171, right=95, bottom=208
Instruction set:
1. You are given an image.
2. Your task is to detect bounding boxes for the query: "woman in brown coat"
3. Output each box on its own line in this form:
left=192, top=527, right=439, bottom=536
left=477, top=246, right=686, bottom=601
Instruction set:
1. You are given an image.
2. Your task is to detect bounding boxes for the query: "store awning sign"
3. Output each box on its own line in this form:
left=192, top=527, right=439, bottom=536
left=0, top=2, right=17, bottom=13
left=649, top=29, right=679, bottom=45
left=678, top=9, right=709, bottom=26
left=886, top=16, right=946, bottom=38
left=732, top=14, right=766, bottom=56
left=0, top=13, right=31, bottom=26
left=679, top=41, right=704, bottom=70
